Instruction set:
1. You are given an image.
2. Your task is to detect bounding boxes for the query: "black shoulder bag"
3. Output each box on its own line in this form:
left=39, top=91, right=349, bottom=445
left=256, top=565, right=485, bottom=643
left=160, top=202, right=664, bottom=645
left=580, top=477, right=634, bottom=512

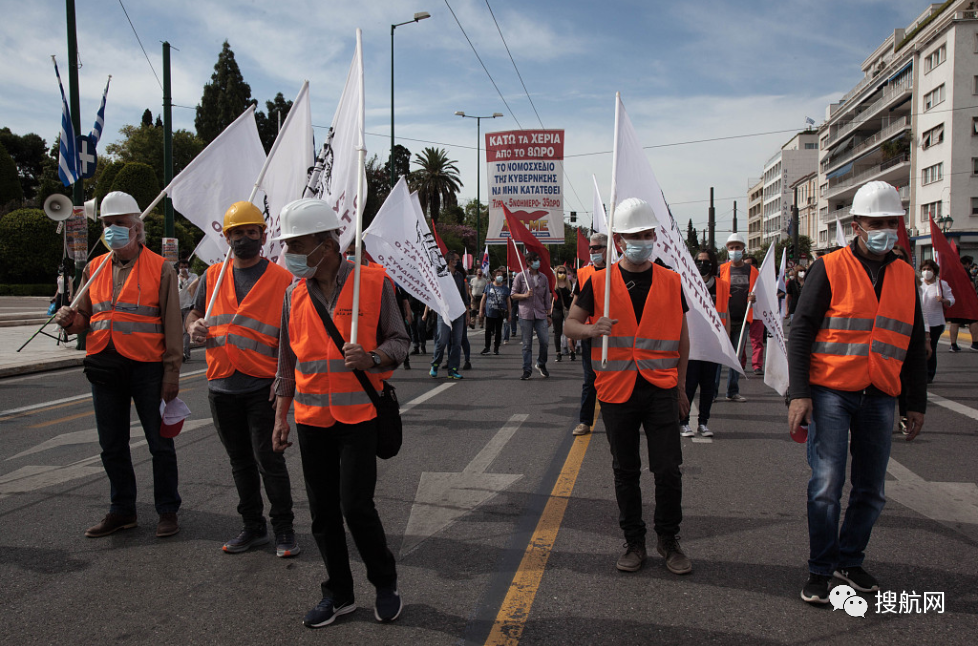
left=308, top=292, right=403, bottom=459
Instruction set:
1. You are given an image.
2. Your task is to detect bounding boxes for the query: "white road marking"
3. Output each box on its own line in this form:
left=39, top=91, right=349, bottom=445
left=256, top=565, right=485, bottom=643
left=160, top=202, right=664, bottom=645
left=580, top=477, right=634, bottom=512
left=886, top=458, right=978, bottom=526
left=401, top=382, right=455, bottom=413
left=927, top=393, right=978, bottom=422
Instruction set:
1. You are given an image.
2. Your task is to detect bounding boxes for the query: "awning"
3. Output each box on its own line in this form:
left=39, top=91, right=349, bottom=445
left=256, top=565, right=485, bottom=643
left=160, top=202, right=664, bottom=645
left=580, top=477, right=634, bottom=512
left=887, top=60, right=913, bottom=84
left=826, top=162, right=854, bottom=179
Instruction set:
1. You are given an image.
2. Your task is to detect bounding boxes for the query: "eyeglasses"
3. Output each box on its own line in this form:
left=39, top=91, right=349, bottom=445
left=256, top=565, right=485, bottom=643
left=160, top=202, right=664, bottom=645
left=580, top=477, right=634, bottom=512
left=588, top=245, right=606, bottom=251
left=557, top=272, right=566, bottom=275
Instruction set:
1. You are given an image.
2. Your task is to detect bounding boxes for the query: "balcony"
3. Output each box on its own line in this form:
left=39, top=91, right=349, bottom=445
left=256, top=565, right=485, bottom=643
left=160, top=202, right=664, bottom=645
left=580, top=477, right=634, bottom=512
left=822, top=115, right=911, bottom=175
left=825, top=153, right=910, bottom=200
left=820, top=187, right=909, bottom=224
left=826, top=75, right=913, bottom=148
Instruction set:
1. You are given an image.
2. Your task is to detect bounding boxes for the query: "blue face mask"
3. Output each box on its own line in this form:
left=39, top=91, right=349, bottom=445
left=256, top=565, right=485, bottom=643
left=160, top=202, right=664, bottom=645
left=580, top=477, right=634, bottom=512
left=623, top=239, right=655, bottom=264
left=104, top=224, right=131, bottom=250
left=284, top=243, right=323, bottom=279
left=729, top=249, right=744, bottom=262
left=860, top=227, right=898, bottom=255
left=590, top=252, right=604, bottom=265
left=530, top=260, right=541, bottom=270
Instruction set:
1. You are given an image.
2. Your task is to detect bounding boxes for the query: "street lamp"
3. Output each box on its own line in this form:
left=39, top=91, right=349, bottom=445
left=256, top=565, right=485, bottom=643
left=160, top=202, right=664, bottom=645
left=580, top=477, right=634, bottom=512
left=391, top=11, right=431, bottom=188
left=455, top=111, right=503, bottom=255
left=937, top=214, right=954, bottom=232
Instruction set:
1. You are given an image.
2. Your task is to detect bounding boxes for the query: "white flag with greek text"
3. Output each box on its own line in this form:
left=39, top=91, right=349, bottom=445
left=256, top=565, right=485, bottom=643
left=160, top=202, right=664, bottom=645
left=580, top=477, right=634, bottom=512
left=756, top=244, right=790, bottom=395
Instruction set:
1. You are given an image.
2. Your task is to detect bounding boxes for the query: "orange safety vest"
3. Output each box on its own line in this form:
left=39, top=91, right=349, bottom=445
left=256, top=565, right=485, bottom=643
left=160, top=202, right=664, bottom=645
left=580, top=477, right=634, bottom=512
left=577, top=263, right=604, bottom=323
left=591, top=262, right=683, bottom=402
left=718, top=261, right=758, bottom=323
left=810, top=246, right=915, bottom=397
left=289, top=265, right=394, bottom=427
left=713, top=274, right=730, bottom=322
left=87, top=248, right=166, bottom=361
left=204, top=260, right=293, bottom=380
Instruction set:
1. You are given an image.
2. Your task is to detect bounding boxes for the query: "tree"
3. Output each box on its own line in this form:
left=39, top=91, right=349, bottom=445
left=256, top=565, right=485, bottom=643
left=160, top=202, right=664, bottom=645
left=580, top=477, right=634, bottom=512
left=141, top=109, right=154, bottom=127
left=0, top=208, right=62, bottom=283
left=93, top=160, right=126, bottom=204
left=195, top=41, right=253, bottom=144
left=0, top=142, right=23, bottom=210
left=110, top=162, right=159, bottom=212
left=254, top=92, right=293, bottom=153
left=0, top=128, right=49, bottom=201
left=34, top=134, right=70, bottom=206
left=104, top=123, right=204, bottom=188
left=384, top=144, right=412, bottom=186
left=410, top=147, right=462, bottom=224
left=686, top=219, right=700, bottom=254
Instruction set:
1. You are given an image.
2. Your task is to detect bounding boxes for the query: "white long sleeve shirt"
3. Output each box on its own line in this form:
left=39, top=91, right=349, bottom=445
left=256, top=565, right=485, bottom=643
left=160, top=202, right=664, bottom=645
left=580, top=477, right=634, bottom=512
left=919, top=279, right=954, bottom=328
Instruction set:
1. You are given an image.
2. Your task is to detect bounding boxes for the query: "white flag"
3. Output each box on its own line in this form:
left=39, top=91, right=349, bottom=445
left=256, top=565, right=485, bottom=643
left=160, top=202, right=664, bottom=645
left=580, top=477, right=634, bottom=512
left=363, top=177, right=466, bottom=322
left=190, top=235, right=226, bottom=266
left=166, top=106, right=266, bottom=246
left=591, top=174, right=618, bottom=263
left=777, top=246, right=788, bottom=318
left=611, top=95, right=742, bottom=372
left=835, top=214, right=847, bottom=248
left=258, top=81, right=313, bottom=265
left=756, top=244, right=790, bottom=396
left=310, top=38, right=366, bottom=255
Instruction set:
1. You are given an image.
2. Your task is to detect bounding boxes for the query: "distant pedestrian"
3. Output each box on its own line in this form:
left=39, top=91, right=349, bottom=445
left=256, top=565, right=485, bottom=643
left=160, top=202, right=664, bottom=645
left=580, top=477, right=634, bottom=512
left=430, top=250, right=470, bottom=380
left=785, top=266, right=806, bottom=325
left=551, top=267, right=574, bottom=361
left=717, top=232, right=757, bottom=402
left=511, top=251, right=552, bottom=380
left=570, top=233, right=608, bottom=435
left=469, top=268, right=487, bottom=329
left=177, top=258, right=198, bottom=361
left=918, top=259, right=953, bottom=383
left=479, top=266, right=511, bottom=355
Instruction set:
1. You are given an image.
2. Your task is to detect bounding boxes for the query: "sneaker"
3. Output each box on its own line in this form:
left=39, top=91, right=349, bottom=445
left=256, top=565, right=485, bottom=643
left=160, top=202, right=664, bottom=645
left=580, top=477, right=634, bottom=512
left=503, top=340, right=509, bottom=345
left=85, top=513, right=137, bottom=538
left=448, top=369, right=464, bottom=380
left=834, top=566, right=879, bottom=592
left=429, top=364, right=439, bottom=378
left=520, top=370, right=531, bottom=380
left=570, top=352, right=576, bottom=361
left=411, top=346, right=420, bottom=355
left=971, top=343, right=978, bottom=352
left=680, top=424, right=695, bottom=437
left=800, top=573, right=832, bottom=604
left=754, top=368, right=764, bottom=376
left=375, top=587, right=403, bottom=622
left=156, top=512, right=179, bottom=537
left=223, top=527, right=269, bottom=553
left=275, top=531, right=300, bottom=558
left=949, top=343, right=960, bottom=353
left=556, top=353, right=563, bottom=362
left=656, top=534, right=692, bottom=574
left=403, top=357, right=411, bottom=370
left=463, top=361, right=472, bottom=370
left=480, top=348, right=491, bottom=355
left=697, top=424, right=713, bottom=438
left=725, top=394, right=747, bottom=402
left=572, top=422, right=590, bottom=436
left=493, top=350, right=499, bottom=355
left=616, top=542, right=647, bottom=572
left=899, top=417, right=908, bottom=435
left=303, top=596, right=356, bottom=628
left=536, top=363, right=550, bottom=378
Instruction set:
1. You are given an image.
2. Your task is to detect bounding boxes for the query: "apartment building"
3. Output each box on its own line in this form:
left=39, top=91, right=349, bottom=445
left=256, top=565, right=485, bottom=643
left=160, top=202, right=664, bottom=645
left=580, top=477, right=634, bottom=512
left=762, top=132, right=819, bottom=245
left=790, top=171, right=819, bottom=255
left=747, top=178, right=764, bottom=250
left=816, top=0, right=978, bottom=259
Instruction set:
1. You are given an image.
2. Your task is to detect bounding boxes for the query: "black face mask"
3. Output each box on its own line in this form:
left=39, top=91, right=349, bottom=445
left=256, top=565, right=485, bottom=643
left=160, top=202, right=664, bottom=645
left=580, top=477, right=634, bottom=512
left=231, top=236, right=262, bottom=260
left=696, top=260, right=711, bottom=276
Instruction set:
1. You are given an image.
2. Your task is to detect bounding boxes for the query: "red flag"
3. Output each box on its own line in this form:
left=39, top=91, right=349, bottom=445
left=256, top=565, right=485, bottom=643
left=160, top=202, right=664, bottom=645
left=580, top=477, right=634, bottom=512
left=577, top=229, right=589, bottom=266
left=930, top=217, right=978, bottom=320
left=431, top=223, right=448, bottom=256
left=949, top=238, right=959, bottom=255
left=502, top=204, right=555, bottom=292
left=507, top=238, right=522, bottom=272
left=896, top=215, right=914, bottom=265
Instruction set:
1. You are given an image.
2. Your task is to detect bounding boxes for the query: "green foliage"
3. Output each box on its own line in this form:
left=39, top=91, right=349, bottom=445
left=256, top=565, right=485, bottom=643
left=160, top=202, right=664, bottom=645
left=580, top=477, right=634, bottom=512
left=103, top=123, right=204, bottom=188
left=93, top=160, right=125, bottom=204
left=0, top=208, right=63, bottom=283
left=0, top=141, right=23, bottom=209
left=384, top=144, right=412, bottom=185
left=0, top=128, right=48, bottom=200
left=0, top=284, right=54, bottom=296
left=35, top=134, right=70, bottom=206
left=254, top=92, right=293, bottom=153
left=110, top=162, right=160, bottom=211
left=752, top=235, right=813, bottom=267
left=142, top=213, right=197, bottom=258
left=141, top=109, right=154, bottom=127
left=410, top=147, right=462, bottom=224
left=195, top=41, right=254, bottom=144
left=685, top=219, right=700, bottom=254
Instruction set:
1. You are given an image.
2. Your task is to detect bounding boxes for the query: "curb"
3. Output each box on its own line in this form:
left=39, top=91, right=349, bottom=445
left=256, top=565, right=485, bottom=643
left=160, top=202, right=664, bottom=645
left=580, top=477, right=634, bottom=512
left=0, top=356, right=85, bottom=379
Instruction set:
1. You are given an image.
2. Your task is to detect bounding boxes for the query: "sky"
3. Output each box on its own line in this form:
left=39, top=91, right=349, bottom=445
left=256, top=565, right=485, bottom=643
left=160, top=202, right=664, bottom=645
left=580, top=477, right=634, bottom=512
left=0, top=0, right=934, bottom=238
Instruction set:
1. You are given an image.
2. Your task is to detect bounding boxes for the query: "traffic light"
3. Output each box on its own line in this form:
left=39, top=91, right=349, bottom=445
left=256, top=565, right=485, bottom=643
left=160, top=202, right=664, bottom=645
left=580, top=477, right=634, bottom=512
left=570, top=211, right=577, bottom=223
left=788, top=244, right=795, bottom=259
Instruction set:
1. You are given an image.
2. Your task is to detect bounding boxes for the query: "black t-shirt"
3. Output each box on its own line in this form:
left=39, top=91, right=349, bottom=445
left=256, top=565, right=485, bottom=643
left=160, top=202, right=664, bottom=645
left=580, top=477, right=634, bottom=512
left=727, top=263, right=751, bottom=323
left=786, top=279, right=803, bottom=315
left=577, top=264, right=689, bottom=323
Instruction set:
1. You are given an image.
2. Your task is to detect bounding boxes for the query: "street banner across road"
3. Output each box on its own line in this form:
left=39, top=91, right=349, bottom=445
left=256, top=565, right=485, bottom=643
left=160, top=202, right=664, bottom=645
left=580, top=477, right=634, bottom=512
left=485, top=129, right=564, bottom=244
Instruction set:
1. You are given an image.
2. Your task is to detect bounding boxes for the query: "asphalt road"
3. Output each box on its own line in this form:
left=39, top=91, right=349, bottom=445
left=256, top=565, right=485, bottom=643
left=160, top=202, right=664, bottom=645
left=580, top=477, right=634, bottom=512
left=1, top=335, right=976, bottom=645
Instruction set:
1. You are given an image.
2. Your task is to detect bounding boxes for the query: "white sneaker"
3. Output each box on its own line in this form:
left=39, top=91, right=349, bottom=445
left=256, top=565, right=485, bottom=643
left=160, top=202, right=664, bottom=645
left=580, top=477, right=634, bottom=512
left=680, top=424, right=694, bottom=437
left=572, top=423, right=590, bottom=436
left=697, top=424, right=713, bottom=438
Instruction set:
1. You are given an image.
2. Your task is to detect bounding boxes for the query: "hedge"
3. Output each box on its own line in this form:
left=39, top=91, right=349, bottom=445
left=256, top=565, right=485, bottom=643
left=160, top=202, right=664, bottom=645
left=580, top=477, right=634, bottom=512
left=0, top=208, right=63, bottom=284
left=0, top=284, right=55, bottom=296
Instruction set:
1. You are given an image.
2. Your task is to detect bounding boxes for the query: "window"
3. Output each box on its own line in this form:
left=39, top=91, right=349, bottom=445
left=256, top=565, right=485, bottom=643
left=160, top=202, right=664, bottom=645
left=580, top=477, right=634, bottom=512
left=973, top=157, right=978, bottom=175
left=820, top=182, right=827, bottom=197
left=973, top=198, right=978, bottom=215
left=922, top=163, right=944, bottom=185
left=974, top=75, right=978, bottom=94
left=921, top=201, right=942, bottom=223
left=925, top=45, right=946, bottom=72
left=921, top=123, right=944, bottom=149
left=804, top=142, right=818, bottom=149
left=974, top=117, right=978, bottom=135
left=924, top=85, right=946, bottom=110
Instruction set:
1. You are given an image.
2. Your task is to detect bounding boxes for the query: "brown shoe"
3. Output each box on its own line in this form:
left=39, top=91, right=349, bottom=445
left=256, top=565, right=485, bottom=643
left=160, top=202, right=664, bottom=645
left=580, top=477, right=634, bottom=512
left=572, top=423, right=590, bottom=436
left=85, top=513, right=137, bottom=538
left=616, top=542, right=647, bottom=572
left=656, top=534, right=692, bottom=574
left=156, top=512, right=180, bottom=538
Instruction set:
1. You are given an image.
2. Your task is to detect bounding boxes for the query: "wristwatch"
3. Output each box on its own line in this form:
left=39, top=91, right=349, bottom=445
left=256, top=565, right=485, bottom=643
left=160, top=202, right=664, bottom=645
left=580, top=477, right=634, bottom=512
left=369, top=352, right=382, bottom=367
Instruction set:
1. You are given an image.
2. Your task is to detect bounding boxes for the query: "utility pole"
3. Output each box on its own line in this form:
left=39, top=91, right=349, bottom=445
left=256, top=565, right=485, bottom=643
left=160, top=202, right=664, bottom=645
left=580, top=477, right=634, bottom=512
left=162, top=42, right=174, bottom=239
left=791, top=186, right=800, bottom=261
left=65, top=0, right=85, bottom=351
left=708, top=187, right=715, bottom=248
left=732, top=200, right=737, bottom=233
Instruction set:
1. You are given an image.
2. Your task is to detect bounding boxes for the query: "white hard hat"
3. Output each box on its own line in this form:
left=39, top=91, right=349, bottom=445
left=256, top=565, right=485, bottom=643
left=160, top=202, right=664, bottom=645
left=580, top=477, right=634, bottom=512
left=100, top=191, right=140, bottom=218
left=850, top=181, right=905, bottom=217
left=612, top=197, right=658, bottom=234
left=272, top=198, right=342, bottom=241
left=726, top=232, right=746, bottom=247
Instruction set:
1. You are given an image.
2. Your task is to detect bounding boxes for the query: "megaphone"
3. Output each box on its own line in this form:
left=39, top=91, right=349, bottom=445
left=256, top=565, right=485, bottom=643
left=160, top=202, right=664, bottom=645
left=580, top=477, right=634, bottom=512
left=84, top=198, right=98, bottom=221
left=43, top=194, right=74, bottom=222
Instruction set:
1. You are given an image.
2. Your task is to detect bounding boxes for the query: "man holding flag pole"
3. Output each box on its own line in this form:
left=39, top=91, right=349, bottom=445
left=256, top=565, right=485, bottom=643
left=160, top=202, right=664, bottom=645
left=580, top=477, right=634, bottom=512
left=505, top=205, right=555, bottom=380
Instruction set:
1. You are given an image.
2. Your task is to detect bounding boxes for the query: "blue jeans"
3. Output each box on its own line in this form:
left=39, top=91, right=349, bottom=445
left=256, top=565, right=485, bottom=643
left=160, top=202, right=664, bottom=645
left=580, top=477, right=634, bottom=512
left=807, top=385, right=893, bottom=576
left=579, top=338, right=596, bottom=425
left=90, top=358, right=181, bottom=516
left=519, top=317, right=549, bottom=372
left=714, top=322, right=744, bottom=397
left=432, top=314, right=465, bottom=372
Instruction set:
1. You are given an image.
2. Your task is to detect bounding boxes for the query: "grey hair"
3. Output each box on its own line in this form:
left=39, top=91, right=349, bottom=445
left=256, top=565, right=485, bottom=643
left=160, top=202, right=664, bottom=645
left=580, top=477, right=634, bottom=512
left=590, top=232, right=608, bottom=245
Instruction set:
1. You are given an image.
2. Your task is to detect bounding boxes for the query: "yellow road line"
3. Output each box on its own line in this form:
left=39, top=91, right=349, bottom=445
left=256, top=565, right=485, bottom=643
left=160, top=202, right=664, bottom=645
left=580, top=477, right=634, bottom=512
left=941, top=328, right=973, bottom=343
left=485, top=410, right=598, bottom=646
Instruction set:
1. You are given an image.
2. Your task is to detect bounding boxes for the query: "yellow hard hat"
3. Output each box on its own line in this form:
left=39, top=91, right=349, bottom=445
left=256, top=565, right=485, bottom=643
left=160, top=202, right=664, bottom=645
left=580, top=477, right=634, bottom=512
left=223, top=201, right=266, bottom=234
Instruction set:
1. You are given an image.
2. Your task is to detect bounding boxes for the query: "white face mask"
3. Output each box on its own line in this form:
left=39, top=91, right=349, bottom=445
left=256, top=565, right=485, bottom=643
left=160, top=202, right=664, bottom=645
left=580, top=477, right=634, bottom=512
left=921, top=270, right=934, bottom=282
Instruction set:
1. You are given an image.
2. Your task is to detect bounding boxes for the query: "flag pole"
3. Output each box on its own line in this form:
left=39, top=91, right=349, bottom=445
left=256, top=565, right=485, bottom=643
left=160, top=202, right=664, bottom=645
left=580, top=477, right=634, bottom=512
left=602, top=92, right=621, bottom=369
left=350, top=29, right=366, bottom=345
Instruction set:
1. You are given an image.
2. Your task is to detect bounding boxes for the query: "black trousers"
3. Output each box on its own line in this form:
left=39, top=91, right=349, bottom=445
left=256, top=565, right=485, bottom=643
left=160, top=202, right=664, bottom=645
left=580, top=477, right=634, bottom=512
left=296, top=419, right=397, bottom=601
left=600, top=377, right=683, bottom=543
left=484, top=315, right=504, bottom=351
left=681, top=360, right=718, bottom=426
left=209, top=388, right=294, bottom=534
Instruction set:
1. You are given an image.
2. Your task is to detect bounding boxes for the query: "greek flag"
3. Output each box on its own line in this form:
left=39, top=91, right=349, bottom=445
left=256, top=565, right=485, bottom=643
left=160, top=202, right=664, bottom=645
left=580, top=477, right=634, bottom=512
left=90, top=76, right=111, bottom=145
left=53, top=57, right=78, bottom=187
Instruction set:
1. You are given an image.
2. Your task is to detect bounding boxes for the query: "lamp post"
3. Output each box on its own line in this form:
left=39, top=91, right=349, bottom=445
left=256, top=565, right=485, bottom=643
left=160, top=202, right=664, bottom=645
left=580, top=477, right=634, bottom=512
left=937, top=214, right=954, bottom=233
left=391, top=11, right=430, bottom=188
left=455, top=111, right=503, bottom=254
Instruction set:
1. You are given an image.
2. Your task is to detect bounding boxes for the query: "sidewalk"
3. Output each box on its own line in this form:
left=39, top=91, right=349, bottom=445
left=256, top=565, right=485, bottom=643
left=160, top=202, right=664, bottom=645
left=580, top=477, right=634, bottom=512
left=0, top=323, right=86, bottom=378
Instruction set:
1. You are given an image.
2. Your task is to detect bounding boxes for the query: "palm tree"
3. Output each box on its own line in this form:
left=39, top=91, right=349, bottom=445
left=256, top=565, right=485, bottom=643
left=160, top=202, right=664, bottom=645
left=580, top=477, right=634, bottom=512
left=411, top=147, right=462, bottom=224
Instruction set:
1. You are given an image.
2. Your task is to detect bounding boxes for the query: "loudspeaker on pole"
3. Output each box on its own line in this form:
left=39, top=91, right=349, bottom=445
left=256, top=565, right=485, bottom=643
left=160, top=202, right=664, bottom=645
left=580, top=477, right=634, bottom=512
left=43, top=194, right=74, bottom=222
